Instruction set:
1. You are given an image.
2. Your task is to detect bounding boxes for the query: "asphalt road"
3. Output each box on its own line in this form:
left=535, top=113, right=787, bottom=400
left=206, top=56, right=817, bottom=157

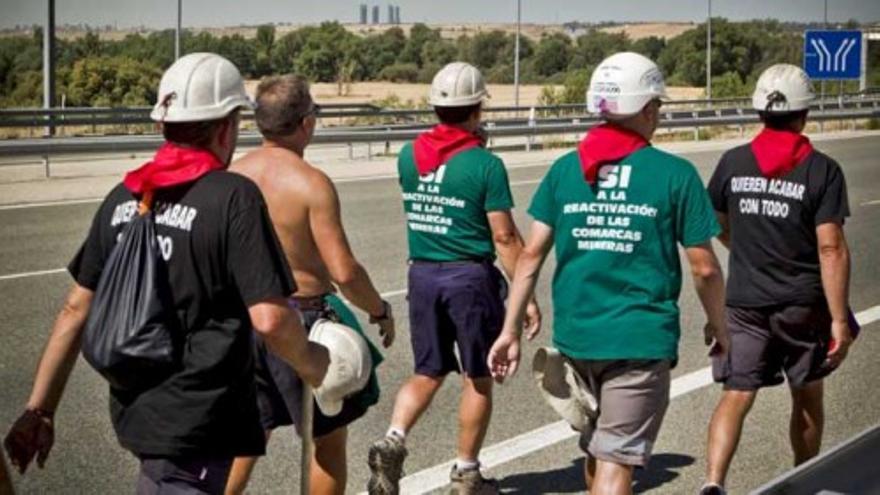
left=0, top=135, right=878, bottom=494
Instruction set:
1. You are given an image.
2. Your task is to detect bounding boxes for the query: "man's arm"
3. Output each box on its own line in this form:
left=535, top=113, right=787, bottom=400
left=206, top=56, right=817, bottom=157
left=487, top=220, right=554, bottom=382
left=249, top=298, right=329, bottom=387
left=685, top=242, right=729, bottom=354
left=716, top=212, right=731, bottom=249
left=308, top=175, right=394, bottom=347
left=488, top=210, right=542, bottom=339
left=487, top=210, right=524, bottom=280
left=4, top=283, right=93, bottom=474
left=817, top=222, right=852, bottom=368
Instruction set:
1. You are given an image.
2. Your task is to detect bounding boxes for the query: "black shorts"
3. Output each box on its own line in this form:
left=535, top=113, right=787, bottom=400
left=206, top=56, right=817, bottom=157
left=407, top=260, right=507, bottom=378
left=713, top=304, right=834, bottom=390
left=254, top=296, right=370, bottom=438
left=136, top=456, right=232, bottom=495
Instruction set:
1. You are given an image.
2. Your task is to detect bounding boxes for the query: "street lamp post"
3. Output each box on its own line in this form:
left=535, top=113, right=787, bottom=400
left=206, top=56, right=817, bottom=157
left=706, top=0, right=712, bottom=99
left=514, top=0, right=521, bottom=109
left=44, top=0, right=55, bottom=137
left=175, top=0, right=182, bottom=60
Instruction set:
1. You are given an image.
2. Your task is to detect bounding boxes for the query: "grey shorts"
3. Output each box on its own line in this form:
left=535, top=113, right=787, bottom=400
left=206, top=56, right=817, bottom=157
left=713, top=304, right=833, bottom=390
left=567, top=359, right=671, bottom=467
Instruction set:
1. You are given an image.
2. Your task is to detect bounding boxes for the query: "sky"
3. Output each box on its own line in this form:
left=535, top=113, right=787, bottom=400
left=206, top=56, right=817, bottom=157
left=1, top=0, right=879, bottom=30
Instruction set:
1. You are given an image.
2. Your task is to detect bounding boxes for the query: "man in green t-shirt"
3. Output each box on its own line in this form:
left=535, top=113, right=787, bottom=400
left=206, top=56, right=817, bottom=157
left=488, top=52, right=729, bottom=495
left=367, top=62, right=539, bottom=495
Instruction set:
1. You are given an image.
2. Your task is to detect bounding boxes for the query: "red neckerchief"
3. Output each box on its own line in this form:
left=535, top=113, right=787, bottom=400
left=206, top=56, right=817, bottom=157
left=413, top=124, right=483, bottom=176
left=578, top=123, right=649, bottom=184
left=750, top=128, right=815, bottom=178
left=123, top=142, right=225, bottom=194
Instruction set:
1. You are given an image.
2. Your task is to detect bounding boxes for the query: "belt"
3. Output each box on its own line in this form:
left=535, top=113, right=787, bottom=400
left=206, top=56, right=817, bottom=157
left=290, top=294, right=328, bottom=311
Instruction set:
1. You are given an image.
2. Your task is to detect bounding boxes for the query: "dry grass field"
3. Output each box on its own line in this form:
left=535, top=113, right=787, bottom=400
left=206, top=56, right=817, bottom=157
left=243, top=81, right=705, bottom=107
left=4, top=22, right=696, bottom=43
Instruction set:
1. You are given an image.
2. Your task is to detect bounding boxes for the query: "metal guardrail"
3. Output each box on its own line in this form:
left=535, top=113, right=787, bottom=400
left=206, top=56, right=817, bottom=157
left=1, top=106, right=877, bottom=158
left=1, top=90, right=877, bottom=129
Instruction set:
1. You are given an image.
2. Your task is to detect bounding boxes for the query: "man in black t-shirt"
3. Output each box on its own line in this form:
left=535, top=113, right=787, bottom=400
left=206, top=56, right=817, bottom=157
left=3, top=53, right=329, bottom=495
left=700, top=64, right=853, bottom=495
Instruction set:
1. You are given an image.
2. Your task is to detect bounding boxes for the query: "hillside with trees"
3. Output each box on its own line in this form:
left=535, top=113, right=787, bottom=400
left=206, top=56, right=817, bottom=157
left=1, top=20, right=877, bottom=108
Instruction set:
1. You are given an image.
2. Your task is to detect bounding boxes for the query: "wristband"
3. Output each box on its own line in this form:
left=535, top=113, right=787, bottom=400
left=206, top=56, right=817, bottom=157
left=369, top=300, right=392, bottom=323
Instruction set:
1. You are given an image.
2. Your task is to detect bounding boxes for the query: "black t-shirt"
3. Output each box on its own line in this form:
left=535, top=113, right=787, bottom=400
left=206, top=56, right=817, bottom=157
left=69, top=171, right=296, bottom=458
left=707, top=145, right=849, bottom=307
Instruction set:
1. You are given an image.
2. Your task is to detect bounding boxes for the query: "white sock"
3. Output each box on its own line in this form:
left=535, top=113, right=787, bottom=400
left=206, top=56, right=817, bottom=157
left=386, top=427, right=406, bottom=442
left=455, top=459, right=480, bottom=471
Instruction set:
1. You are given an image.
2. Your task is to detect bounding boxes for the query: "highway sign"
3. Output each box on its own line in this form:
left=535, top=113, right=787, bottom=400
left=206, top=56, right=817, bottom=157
left=804, top=30, right=863, bottom=80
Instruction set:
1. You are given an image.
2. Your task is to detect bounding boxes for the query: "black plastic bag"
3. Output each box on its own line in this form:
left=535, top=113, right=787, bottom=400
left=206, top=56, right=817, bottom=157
left=82, top=196, right=180, bottom=392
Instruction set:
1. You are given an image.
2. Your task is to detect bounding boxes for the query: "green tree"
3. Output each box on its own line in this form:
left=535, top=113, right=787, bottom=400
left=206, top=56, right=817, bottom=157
left=360, top=27, right=406, bottom=79
left=65, top=56, right=161, bottom=107
left=711, top=71, right=748, bottom=97
left=466, top=30, right=508, bottom=71
left=533, top=34, right=572, bottom=77
left=379, top=62, right=419, bottom=82
left=631, top=36, right=666, bottom=61
left=569, top=30, right=629, bottom=70
left=399, top=23, right=441, bottom=67
left=253, top=24, right=275, bottom=76
left=272, top=28, right=311, bottom=74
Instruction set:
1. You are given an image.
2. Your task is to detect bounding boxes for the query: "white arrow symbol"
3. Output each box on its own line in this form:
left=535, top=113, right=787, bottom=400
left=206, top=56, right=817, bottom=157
left=817, top=39, right=833, bottom=71
left=836, top=37, right=857, bottom=72
left=810, top=39, right=826, bottom=71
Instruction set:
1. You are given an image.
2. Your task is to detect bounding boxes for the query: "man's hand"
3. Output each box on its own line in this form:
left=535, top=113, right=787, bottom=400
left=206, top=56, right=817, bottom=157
left=825, top=320, right=853, bottom=370
left=369, top=300, right=395, bottom=348
left=704, top=322, right=730, bottom=357
left=4, top=409, right=54, bottom=475
left=487, top=332, right=521, bottom=384
left=523, top=300, right=542, bottom=341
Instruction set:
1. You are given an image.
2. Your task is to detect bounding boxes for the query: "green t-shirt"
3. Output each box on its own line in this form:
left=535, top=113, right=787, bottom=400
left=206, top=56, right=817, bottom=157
left=398, top=143, right=514, bottom=261
left=528, top=147, right=720, bottom=361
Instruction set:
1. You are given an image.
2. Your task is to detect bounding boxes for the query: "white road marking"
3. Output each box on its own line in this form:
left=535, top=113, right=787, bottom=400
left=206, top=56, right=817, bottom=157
left=860, top=199, right=880, bottom=207
left=383, top=305, right=880, bottom=495
left=510, top=178, right=541, bottom=187
left=0, top=268, right=67, bottom=281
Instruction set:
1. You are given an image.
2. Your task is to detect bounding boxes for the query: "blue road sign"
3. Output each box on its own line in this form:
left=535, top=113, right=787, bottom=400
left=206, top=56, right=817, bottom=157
left=804, top=30, right=862, bottom=80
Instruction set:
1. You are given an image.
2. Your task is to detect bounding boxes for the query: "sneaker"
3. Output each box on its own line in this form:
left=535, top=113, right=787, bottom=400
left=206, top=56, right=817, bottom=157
left=449, top=465, right=500, bottom=495
left=699, top=483, right=727, bottom=495
left=367, top=435, right=408, bottom=495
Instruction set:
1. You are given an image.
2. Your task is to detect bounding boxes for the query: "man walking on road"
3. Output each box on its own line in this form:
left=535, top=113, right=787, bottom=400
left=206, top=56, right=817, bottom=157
left=488, top=52, right=729, bottom=495
left=3, top=53, right=329, bottom=494
left=367, top=62, right=539, bottom=495
left=226, top=74, right=395, bottom=495
left=700, top=64, right=853, bottom=495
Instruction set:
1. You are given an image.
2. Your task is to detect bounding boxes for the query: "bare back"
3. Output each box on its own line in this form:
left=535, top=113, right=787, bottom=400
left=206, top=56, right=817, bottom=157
left=231, top=147, right=334, bottom=296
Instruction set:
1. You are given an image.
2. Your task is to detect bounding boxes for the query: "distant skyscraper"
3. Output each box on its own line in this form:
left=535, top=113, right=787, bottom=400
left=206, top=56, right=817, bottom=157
left=372, top=5, right=379, bottom=24
left=387, top=5, right=394, bottom=25
left=395, top=5, right=401, bottom=24
left=359, top=4, right=368, bottom=24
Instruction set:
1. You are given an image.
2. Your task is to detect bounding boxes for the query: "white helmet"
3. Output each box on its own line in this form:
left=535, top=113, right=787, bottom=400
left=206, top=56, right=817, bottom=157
left=308, top=319, right=372, bottom=416
left=429, top=62, right=489, bottom=107
left=752, top=64, right=814, bottom=113
left=150, top=52, right=254, bottom=123
left=531, top=347, right=597, bottom=433
left=587, top=52, right=667, bottom=118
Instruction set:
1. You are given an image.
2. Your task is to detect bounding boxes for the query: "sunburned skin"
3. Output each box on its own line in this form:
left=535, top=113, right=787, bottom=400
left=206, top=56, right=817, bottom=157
left=231, top=146, right=336, bottom=297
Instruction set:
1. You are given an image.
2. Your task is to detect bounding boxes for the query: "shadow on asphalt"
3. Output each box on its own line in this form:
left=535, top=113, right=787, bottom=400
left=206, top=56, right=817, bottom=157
left=498, top=453, right=694, bottom=493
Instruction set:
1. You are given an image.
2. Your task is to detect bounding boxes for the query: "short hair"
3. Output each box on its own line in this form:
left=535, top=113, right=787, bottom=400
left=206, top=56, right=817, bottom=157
left=434, top=103, right=481, bottom=125
left=162, top=112, right=236, bottom=148
left=758, top=109, right=809, bottom=130
left=255, top=75, right=314, bottom=139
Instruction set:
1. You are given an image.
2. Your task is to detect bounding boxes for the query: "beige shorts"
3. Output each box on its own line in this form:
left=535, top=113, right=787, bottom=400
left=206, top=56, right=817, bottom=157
left=567, top=359, right=671, bottom=467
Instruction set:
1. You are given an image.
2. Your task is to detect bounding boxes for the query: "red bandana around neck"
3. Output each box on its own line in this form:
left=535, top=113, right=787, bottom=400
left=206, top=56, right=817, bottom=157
left=123, top=142, right=225, bottom=194
left=578, top=124, right=649, bottom=184
left=750, top=128, right=815, bottom=178
left=413, top=124, right=483, bottom=176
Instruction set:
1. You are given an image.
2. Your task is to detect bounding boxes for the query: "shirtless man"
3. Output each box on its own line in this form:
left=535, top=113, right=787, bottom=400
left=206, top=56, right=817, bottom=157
left=226, top=75, right=395, bottom=495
